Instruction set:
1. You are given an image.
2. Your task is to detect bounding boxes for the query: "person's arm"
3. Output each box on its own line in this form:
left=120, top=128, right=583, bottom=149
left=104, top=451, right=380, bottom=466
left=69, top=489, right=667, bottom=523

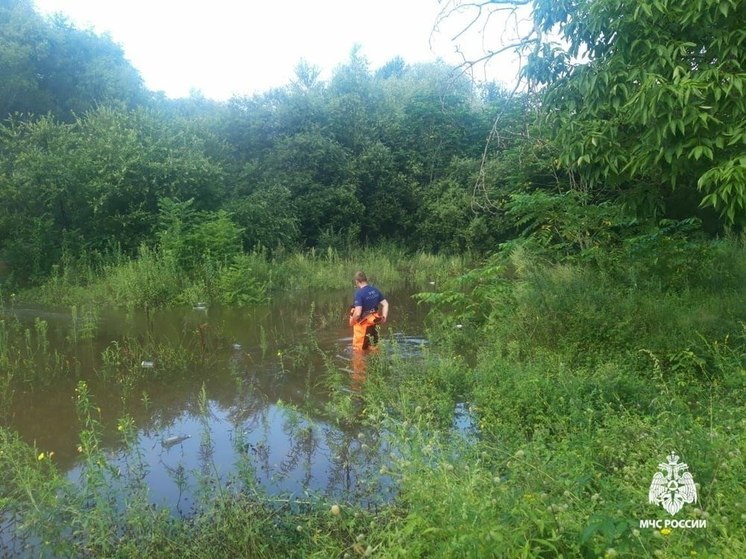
left=379, top=299, right=389, bottom=323
left=349, top=305, right=362, bottom=326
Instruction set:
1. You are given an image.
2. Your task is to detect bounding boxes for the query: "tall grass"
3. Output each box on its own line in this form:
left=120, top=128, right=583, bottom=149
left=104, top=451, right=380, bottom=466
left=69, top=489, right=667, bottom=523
left=0, top=317, right=74, bottom=387
left=2, top=238, right=743, bottom=557
left=22, top=244, right=467, bottom=309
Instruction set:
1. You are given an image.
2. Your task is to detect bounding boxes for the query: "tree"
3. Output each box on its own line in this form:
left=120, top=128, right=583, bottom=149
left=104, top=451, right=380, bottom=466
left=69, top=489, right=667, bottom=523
left=0, top=106, right=228, bottom=283
left=533, top=0, right=746, bottom=225
left=0, top=0, right=146, bottom=120
left=439, top=0, right=746, bottom=226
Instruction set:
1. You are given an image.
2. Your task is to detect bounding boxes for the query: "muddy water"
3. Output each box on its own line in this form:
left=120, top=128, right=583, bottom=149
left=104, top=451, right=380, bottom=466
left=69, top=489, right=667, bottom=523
left=2, top=285, right=429, bottom=512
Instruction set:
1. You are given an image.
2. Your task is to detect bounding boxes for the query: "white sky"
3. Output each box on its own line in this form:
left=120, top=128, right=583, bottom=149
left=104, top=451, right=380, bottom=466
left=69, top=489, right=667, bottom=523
left=33, top=0, right=524, bottom=100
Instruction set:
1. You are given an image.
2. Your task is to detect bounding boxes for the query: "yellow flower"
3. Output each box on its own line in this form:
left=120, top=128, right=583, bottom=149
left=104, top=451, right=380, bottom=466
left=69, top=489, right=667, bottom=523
left=661, top=527, right=672, bottom=536
left=37, top=452, right=45, bottom=461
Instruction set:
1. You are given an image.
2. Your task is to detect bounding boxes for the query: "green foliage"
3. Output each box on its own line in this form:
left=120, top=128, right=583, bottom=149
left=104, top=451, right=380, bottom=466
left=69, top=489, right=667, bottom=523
left=101, top=244, right=184, bottom=308
left=227, top=184, right=300, bottom=250
left=0, top=106, right=228, bottom=285
left=214, top=254, right=269, bottom=306
left=526, top=0, right=746, bottom=225
left=421, top=236, right=746, bottom=367
left=156, top=196, right=250, bottom=275
left=0, top=315, right=76, bottom=386
left=2, top=247, right=746, bottom=557
left=415, top=158, right=502, bottom=253
left=0, top=0, right=146, bottom=120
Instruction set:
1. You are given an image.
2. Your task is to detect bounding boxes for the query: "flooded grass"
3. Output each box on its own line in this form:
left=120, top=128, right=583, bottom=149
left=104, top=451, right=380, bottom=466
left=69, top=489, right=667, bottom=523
left=21, top=246, right=467, bottom=311
left=0, top=284, right=431, bottom=556
left=2, top=252, right=744, bottom=557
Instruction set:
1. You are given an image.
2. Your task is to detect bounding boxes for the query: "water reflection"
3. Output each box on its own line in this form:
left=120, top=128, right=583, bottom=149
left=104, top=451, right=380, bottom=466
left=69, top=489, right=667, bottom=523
left=2, top=286, right=428, bottom=513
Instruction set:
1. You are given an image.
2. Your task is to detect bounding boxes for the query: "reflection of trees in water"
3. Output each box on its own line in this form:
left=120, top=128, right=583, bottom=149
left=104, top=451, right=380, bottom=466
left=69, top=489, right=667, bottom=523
left=276, top=421, right=317, bottom=487
left=161, top=462, right=188, bottom=515
left=325, top=428, right=355, bottom=494
left=5, top=297, right=419, bottom=514
left=323, top=425, right=387, bottom=503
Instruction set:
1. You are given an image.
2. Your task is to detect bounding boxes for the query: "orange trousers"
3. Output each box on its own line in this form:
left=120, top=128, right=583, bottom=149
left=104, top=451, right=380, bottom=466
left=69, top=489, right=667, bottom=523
left=352, top=311, right=382, bottom=351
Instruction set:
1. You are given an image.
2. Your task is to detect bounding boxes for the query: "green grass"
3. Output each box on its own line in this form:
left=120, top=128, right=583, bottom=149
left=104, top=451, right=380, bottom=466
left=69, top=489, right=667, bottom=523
left=1, top=241, right=745, bottom=557
left=19, top=245, right=467, bottom=310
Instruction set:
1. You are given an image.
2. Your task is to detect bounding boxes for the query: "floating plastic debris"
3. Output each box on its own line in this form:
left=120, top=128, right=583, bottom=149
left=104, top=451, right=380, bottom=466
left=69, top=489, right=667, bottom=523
left=455, top=324, right=463, bottom=329
left=429, top=281, right=436, bottom=285
left=193, top=303, right=207, bottom=311
left=232, top=343, right=242, bottom=350
left=141, top=360, right=154, bottom=368
left=162, top=434, right=191, bottom=448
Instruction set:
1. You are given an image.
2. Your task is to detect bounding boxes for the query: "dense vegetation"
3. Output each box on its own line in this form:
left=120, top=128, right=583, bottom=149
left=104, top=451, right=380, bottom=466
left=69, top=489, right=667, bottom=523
left=1, top=0, right=745, bottom=557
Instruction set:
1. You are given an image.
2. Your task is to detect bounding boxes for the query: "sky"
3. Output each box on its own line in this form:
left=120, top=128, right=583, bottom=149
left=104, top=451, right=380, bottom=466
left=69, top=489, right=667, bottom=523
left=32, top=0, right=524, bottom=101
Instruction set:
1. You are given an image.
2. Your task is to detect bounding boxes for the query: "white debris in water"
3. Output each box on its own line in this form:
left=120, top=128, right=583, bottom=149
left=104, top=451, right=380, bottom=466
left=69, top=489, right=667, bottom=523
left=162, top=434, right=191, bottom=447
left=455, top=324, right=463, bottom=329
left=141, top=360, right=154, bottom=368
left=429, top=281, right=436, bottom=285
left=232, top=343, right=242, bottom=350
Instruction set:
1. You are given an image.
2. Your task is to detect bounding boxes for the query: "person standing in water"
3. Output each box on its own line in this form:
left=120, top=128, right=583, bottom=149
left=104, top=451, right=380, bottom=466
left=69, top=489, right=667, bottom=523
left=349, top=271, right=389, bottom=351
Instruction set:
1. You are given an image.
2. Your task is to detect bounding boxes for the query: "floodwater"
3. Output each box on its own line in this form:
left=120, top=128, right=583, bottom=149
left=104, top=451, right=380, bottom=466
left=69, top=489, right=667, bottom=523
left=1, top=285, right=430, bottom=515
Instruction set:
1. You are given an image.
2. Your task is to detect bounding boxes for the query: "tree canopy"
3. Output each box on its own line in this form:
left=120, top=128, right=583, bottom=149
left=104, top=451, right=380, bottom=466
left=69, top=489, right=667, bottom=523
left=1, top=0, right=744, bottom=286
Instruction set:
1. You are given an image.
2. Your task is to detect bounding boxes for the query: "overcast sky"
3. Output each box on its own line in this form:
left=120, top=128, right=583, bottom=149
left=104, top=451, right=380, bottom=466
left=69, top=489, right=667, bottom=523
left=33, top=0, right=523, bottom=100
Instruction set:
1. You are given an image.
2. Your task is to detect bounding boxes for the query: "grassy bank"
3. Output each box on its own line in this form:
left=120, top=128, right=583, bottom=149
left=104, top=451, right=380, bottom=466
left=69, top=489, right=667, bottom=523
left=1, top=240, right=745, bottom=557
left=15, top=245, right=466, bottom=310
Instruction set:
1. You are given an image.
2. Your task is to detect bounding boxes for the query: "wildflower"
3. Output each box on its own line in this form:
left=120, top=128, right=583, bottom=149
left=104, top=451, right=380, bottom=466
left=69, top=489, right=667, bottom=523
left=37, top=452, right=45, bottom=461
left=632, top=529, right=640, bottom=538
left=660, top=527, right=672, bottom=536
left=330, top=504, right=341, bottom=516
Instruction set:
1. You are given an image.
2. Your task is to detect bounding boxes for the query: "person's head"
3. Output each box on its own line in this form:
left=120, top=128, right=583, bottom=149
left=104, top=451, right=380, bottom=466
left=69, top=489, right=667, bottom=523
left=354, top=271, right=368, bottom=286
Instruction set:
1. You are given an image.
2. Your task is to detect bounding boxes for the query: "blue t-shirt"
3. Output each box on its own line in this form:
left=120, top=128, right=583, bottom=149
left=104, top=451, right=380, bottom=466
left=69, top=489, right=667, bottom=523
left=353, top=285, right=385, bottom=315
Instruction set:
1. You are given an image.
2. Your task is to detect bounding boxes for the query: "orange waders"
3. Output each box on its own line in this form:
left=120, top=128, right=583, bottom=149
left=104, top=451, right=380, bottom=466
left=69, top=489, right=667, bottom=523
left=352, top=311, right=382, bottom=351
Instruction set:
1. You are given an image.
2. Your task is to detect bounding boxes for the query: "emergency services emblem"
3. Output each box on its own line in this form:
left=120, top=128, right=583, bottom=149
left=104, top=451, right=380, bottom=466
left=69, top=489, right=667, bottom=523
left=648, top=452, right=697, bottom=516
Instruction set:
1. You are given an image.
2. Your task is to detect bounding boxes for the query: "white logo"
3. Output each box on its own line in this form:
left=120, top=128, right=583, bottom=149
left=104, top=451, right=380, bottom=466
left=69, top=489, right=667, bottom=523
left=648, top=452, right=697, bottom=516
